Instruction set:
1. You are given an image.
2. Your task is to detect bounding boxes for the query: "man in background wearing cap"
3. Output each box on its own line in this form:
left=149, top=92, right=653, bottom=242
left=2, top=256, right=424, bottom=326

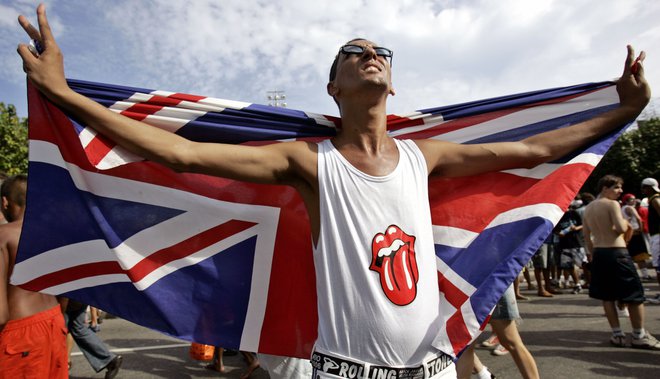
left=641, top=178, right=660, bottom=303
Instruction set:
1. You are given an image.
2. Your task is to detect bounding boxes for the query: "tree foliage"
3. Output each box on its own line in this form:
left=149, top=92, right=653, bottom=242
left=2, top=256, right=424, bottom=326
left=0, top=103, right=29, bottom=176
left=582, top=117, right=660, bottom=197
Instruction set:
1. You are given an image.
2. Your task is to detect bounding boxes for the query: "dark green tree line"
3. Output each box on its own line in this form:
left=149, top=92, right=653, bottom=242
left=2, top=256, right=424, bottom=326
left=582, top=117, right=660, bottom=196
left=0, top=102, right=29, bottom=175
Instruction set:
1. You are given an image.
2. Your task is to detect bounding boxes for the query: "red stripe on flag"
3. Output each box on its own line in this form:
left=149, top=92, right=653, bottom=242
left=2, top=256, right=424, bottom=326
left=438, top=272, right=469, bottom=308
left=21, top=261, right=125, bottom=292
left=385, top=114, right=425, bottom=131
left=127, top=219, right=257, bottom=282
left=121, top=103, right=168, bottom=120
left=438, top=272, right=482, bottom=355
left=168, top=93, right=207, bottom=102
left=119, top=94, right=185, bottom=121
left=84, top=134, right=119, bottom=166
left=140, top=94, right=185, bottom=107
left=446, top=311, right=472, bottom=356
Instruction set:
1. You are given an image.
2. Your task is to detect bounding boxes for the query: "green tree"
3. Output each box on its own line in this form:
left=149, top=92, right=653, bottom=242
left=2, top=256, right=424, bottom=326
left=0, top=102, right=29, bottom=175
left=582, top=117, right=660, bottom=196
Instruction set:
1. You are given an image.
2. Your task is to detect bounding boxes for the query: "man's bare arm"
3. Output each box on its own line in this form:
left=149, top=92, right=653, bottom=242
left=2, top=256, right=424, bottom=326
left=418, top=46, right=650, bottom=177
left=17, top=5, right=314, bottom=186
left=582, top=222, right=593, bottom=255
left=608, top=200, right=630, bottom=234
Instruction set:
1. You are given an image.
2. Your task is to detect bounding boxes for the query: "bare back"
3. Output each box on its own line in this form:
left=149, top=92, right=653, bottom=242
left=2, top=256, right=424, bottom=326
left=0, top=220, right=58, bottom=327
left=582, top=198, right=629, bottom=249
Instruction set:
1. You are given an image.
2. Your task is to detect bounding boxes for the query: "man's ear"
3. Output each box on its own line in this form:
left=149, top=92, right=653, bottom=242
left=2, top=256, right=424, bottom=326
left=327, top=82, right=339, bottom=97
left=389, top=86, right=396, bottom=96
left=1, top=196, right=7, bottom=212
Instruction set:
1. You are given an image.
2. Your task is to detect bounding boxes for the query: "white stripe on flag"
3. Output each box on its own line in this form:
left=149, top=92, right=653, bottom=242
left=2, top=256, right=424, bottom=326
left=95, top=147, right=143, bottom=169
left=436, top=258, right=477, bottom=298
left=433, top=86, right=618, bottom=143
left=78, top=127, right=97, bottom=148
left=487, top=203, right=564, bottom=230
left=197, top=97, right=251, bottom=110
left=433, top=226, right=478, bottom=249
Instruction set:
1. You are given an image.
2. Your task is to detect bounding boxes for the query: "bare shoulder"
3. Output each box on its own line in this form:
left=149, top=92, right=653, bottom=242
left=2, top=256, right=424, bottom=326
left=651, top=194, right=660, bottom=206
left=0, top=221, right=21, bottom=242
left=277, top=140, right=317, bottom=168
left=584, top=198, right=607, bottom=214
left=412, top=139, right=464, bottom=175
left=591, top=198, right=622, bottom=216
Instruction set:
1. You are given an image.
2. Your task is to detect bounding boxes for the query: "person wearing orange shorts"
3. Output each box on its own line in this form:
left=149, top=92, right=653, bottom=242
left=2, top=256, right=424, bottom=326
left=1, top=175, right=68, bottom=378
left=0, top=305, right=68, bottom=379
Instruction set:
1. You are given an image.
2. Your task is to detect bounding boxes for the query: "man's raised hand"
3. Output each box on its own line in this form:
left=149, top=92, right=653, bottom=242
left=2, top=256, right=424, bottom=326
left=16, top=4, right=69, bottom=99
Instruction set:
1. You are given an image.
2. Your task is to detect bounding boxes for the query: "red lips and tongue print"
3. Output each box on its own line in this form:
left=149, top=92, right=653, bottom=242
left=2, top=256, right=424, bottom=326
left=369, top=225, right=419, bottom=305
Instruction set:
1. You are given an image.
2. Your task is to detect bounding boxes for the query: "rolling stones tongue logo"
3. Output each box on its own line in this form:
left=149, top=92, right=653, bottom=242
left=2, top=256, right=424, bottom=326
left=369, top=225, right=418, bottom=306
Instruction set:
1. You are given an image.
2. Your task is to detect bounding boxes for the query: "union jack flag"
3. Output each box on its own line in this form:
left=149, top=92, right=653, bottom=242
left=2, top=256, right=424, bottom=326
left=13, top=79, right=628, bottom=358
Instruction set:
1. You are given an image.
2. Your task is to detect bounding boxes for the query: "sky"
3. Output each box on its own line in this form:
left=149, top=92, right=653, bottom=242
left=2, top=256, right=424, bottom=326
left=1, top=0, right=659, bottom=119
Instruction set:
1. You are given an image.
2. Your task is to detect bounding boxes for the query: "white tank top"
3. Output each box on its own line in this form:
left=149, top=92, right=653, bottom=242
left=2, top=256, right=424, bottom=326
left=313, top=139, right=442, bottom=366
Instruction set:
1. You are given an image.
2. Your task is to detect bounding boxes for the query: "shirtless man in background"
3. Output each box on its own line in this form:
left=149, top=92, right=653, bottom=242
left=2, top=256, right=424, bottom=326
left=583, top=175, right=660, bottom=349
left=0, top=175, right=68, bottom=378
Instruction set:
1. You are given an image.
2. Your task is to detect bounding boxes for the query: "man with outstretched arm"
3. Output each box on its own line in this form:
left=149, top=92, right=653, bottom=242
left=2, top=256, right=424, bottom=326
left=17, top=4, right=650, bottom=378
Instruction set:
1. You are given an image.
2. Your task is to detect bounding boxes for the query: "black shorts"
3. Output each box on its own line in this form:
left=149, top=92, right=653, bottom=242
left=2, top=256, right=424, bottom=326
left=589, top=248, right=645, bottom=303
left=627, top=233, right=648, bottom=257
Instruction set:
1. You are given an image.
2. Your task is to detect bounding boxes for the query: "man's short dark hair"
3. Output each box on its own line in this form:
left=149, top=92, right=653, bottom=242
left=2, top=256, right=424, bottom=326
left=1, top=174, right=27, bottom=207
left=596, top=175, right=623, bottom=193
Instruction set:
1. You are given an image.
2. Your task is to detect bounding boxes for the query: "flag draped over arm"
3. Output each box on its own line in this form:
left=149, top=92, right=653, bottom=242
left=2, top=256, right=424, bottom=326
left=14, top=79, right=628, bottom=358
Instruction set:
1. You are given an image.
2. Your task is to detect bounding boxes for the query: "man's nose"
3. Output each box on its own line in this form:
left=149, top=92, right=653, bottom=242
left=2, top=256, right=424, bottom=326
left=361, top=45, right=378, bottom=60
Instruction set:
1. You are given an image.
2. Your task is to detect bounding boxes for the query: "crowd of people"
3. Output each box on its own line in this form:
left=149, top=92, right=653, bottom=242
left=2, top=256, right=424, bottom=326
left=2, top=4, right=657, bottom=379
left=456, top=175, right=660, bottom=379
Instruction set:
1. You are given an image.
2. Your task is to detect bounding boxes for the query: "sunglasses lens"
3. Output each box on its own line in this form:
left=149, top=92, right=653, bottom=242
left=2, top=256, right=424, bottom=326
left=342, top=45, right=364, bottom=54
left=339, top=44, right=393, bottom=66
left=374, top=48, right=392, bottom=57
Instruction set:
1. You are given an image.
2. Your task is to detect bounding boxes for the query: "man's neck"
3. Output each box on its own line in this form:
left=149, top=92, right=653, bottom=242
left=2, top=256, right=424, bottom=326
left=5, top=207, right=25, bottom=224
left=334, top=99, right=391, bottom=153
left=598, top=192, right=618, bottom=201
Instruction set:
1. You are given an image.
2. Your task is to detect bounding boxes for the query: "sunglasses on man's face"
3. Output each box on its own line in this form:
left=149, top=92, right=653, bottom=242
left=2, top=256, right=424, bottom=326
left=338, top=44, right=393, bottom=66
